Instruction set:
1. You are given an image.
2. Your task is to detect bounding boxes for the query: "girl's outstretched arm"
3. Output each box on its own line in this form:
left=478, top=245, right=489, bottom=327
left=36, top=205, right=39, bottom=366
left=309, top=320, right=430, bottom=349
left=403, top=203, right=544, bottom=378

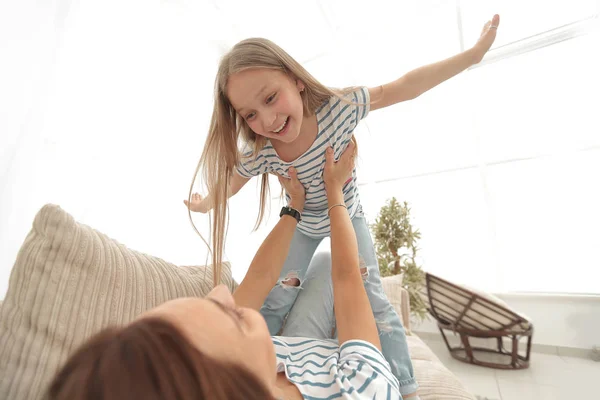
left=369, top=14, right=500, bottom=111
left=184, top=171, right=250, bottom=213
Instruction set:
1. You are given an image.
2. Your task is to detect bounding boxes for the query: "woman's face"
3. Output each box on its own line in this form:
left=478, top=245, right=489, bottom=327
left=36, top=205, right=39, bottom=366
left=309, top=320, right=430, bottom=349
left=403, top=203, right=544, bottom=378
left=142, top=285, right=276, bottom=390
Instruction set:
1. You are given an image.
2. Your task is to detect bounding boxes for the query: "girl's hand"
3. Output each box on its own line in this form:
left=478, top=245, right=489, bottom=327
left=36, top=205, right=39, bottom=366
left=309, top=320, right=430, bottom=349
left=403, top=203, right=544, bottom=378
left=472, top=14, right=500, bottom=63
left=323, top=141, right=356, bottom=193
left=277, top=167, right=305, bottom=212
left=183, top=193, right=210, bottom=213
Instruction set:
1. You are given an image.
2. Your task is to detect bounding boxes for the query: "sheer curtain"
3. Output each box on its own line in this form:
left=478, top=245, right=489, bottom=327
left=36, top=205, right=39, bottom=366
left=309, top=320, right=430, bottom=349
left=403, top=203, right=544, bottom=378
left=2, top=0, right=598, bottom=299
left=0, top=0, right=359, bottom=298
left=1, top=0, right=251, bottom=298
left=357, top=1, right=600, bottom=293
left=1, top=0, right=79, bottom=299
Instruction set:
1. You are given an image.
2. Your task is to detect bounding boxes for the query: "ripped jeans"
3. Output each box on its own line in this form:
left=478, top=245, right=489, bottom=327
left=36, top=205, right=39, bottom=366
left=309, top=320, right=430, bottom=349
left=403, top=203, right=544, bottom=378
left=260, top=215, right=418, bottom=396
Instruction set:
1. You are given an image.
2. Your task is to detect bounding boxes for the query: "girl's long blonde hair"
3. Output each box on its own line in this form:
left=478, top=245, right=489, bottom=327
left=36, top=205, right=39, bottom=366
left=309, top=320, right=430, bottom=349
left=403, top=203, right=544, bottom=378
left=189, top=38, right=357, bottom=286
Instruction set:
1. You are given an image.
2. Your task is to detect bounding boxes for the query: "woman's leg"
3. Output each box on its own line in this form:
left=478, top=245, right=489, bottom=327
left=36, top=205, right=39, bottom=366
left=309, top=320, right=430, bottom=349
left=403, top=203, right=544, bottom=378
left=352, top=215, right=419, bottom=397
left=279, top=251, right=336, bottom=340
left=259, top=229, right=321, bottom=335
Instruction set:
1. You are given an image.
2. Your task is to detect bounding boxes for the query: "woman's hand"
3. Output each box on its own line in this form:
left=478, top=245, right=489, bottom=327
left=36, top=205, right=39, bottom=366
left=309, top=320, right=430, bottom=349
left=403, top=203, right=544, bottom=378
left=183, top=193, right=210, bottom=213
left=277, top=166, right=305, bottom=212
left=472, top=14, right=500, bottom=63
left=323, top=141, right=356, bottom=194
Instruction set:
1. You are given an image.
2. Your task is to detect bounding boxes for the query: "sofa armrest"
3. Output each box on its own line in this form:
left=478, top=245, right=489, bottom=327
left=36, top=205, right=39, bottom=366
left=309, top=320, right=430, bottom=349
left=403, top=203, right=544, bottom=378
left=381, top=274, right=411, bottom=334
left=399, top=286, right=411, bottom=333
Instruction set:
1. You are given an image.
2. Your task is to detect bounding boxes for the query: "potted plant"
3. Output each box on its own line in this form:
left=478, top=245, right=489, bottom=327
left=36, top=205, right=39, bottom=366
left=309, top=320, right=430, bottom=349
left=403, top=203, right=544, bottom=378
left=371, top=198, right=428, bottom=321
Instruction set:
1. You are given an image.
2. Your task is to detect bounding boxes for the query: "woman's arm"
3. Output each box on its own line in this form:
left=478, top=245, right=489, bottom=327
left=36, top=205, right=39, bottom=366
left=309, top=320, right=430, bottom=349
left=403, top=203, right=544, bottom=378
left=233, top=168, right=305, bottom=310
left=369, top=14, right=500, bottom=111
left=324, top=142, right=381, bottom=350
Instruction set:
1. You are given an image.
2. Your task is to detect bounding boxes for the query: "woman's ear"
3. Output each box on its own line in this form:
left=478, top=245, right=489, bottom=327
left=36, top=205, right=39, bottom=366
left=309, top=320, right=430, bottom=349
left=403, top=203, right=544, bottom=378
left=295, top=79, right=305, bottom=92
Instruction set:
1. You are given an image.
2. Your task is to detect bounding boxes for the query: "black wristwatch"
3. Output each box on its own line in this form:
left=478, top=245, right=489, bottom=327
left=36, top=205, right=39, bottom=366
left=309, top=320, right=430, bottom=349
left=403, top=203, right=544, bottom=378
left=279, top=206, right=302, bottom=223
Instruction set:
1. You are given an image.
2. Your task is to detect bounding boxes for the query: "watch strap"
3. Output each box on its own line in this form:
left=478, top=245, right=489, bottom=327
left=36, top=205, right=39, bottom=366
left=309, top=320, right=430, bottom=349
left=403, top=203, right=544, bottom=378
left=279, top=206, right=301, bottom=223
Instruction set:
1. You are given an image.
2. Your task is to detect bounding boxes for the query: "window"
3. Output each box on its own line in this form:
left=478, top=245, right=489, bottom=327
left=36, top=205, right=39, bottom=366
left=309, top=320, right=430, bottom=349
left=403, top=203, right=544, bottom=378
left=358, top=5, right=600, bottom=293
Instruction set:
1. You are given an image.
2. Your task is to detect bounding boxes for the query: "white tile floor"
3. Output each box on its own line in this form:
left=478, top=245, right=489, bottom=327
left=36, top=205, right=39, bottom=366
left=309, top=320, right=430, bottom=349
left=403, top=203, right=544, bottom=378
left=421, top=337, right=599, bottom=399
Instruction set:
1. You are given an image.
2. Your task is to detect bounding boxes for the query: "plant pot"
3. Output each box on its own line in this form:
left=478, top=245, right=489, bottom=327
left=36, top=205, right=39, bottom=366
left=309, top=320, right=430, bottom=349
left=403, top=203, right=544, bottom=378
left=386, top=261, right=404, bottom=283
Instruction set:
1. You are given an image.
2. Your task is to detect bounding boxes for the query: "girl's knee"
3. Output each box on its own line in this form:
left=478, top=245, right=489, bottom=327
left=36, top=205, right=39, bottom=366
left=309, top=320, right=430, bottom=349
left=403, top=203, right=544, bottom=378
left=280, top=271, right=302, bottom=287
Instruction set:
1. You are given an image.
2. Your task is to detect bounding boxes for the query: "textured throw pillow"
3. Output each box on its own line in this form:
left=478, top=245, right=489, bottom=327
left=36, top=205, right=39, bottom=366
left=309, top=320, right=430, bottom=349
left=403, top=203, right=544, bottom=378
left=0, top=204, right=235, bottom=400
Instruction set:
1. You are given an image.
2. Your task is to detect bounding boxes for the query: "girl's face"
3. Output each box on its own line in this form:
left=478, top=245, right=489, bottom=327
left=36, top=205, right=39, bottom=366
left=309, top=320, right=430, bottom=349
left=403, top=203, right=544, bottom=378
left=226, top=68, right=306, bottom=144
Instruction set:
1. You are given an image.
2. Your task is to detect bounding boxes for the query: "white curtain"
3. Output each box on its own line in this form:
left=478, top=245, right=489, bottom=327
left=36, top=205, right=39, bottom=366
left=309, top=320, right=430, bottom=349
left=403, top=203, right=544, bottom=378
left=357, top=1, right=600, bottom=293
left=2, top=0, right=599, bottom=299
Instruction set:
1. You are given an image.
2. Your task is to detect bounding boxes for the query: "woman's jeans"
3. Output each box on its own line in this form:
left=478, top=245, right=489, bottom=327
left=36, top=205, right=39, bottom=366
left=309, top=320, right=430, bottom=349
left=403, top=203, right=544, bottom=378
left=260, top=216, right=418, bottom=396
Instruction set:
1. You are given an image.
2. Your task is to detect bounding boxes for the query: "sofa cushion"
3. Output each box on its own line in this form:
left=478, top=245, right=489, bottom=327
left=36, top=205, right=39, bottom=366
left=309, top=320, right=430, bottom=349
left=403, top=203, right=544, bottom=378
left=408, top=335, right=476, bottom=400
left=0, top=204, right=235, bottom=400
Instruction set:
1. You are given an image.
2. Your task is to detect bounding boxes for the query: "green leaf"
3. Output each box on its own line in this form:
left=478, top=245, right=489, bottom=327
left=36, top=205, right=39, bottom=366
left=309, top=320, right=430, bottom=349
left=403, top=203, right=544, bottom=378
left=371, top=197, right=428, bottom=322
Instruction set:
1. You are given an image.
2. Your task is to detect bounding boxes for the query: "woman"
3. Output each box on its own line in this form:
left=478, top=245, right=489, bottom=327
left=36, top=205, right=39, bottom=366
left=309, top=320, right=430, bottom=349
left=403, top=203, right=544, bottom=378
left=46, top=142, right=418, bottom=399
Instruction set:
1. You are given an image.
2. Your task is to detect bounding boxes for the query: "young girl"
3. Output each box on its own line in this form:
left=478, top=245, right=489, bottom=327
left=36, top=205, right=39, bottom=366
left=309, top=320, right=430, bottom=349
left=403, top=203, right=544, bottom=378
left=185, top=15, right=500, bottom=398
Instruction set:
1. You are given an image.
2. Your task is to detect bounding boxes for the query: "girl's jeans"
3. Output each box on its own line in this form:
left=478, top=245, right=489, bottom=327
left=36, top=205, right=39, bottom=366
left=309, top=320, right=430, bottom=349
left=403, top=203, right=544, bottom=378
left=260, top=215, right=418, bottom=396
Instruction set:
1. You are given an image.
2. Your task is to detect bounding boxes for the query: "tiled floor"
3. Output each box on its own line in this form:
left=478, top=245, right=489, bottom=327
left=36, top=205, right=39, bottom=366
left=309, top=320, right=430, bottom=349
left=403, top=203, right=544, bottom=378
left=421, top=337, right=599, bottom=399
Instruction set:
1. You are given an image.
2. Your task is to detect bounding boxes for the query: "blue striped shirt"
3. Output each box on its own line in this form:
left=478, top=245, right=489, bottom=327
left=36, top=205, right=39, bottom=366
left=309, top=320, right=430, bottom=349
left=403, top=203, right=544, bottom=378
left=235, top=87, right=370, bottom=238
left=272, top=336, right=401, bottom=399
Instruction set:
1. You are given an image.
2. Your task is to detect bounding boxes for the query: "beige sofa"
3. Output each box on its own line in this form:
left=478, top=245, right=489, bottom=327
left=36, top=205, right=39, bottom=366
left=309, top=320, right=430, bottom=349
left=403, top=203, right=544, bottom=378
left=0, top=204, right=474, bottom=400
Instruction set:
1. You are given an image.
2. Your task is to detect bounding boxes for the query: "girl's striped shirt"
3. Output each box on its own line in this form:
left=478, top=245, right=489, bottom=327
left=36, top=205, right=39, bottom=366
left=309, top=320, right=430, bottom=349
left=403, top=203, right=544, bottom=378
left=235, top=87, right=370, bottom=238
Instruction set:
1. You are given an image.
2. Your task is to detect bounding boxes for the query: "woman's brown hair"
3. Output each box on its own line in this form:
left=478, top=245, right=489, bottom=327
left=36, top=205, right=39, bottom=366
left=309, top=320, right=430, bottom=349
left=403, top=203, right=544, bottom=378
left=46, top=317, right=275, bottom=400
